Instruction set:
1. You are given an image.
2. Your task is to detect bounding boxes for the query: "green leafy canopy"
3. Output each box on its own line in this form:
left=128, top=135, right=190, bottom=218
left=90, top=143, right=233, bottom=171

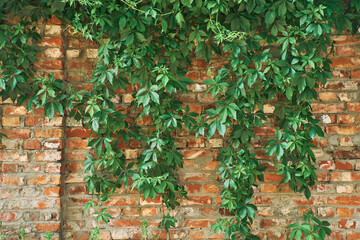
left=2, top=0, right=360, bottom=238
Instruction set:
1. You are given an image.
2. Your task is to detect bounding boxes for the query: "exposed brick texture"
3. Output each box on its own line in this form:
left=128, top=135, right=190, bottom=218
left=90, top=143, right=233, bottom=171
left=1, top=16, right=360, bottom=240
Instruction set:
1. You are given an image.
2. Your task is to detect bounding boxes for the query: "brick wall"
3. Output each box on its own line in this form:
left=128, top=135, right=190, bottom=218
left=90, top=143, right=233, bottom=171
left=0, top=17, right=360, bottom=240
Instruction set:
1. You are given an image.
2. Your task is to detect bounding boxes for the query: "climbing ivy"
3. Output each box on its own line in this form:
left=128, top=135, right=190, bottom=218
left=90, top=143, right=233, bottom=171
left=1, top=0, right=360, bottom=239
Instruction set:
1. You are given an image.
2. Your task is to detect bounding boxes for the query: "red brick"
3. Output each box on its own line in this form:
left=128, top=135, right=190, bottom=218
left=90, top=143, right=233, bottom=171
left=337, top=115, right=355, bottom=124
left=183, top=150, right=210, bottom=159
left=197, top=94, right=214, bottom=104
left=328, top=196, right=360, bottom=205
left=330, top=172, right=360, bottom=181
left=185, top=184, right=201, bottom=194
left=2, top=176, right=24, bottom=186
left=38, top=37, right=63, bottom=47
left=104, top=196, right=137, bottom=206
left=122, top=207, right=140, bottom=217
left=202, top=184, right=220, bottom=193
left=347, top=103, right=360, bottom=112
left=36, top=129, right=63, bottom=138
left=351, top=69, right=360, bottom=79
left=332, top=69, right=350, bottom=78
left=2, top=163, right=18, bottom=173
left=23, top=140, right=41, bottom=150
left=124, top=149, right=138, bottom=159
left=185, top=219, right=216, bottom=228
left=333, top=150, right=360, bottom=159
left=109, top=219, right=142, bottom=227
left=46, top=15, right=62, bottom=24
left=337, top=208, right=355, bottom=217
left=263, top=173, right=283, bottom=182
left=185, top=71, right=200, bottom=80
left=67, top=60, right=94, bottom=70
left=25, top=117, right=42, bottom=126
left=327, top=126, right=360, bottom=135
left=45, top=163, right=62, bottom=173
left=66, top=128, right=91, bottom=138
left=65, top=139, right=89, bottom=149
left=260, top=219, right=280, bottom=229
left=35, top=151, right=62, bottom=161
left=3, top=106, right=27, bottom=115
left=338, top=219, right=356, bottom=229
left=311, top=103, right=344, bottom=113
left=339, top=137, right=353, bottom=147
left=317, top=207, right=334, bottom=217
left=347, top=232, right=360, bottom=240
left=323, top=81, right=358, bottom=90
left=44, top=25, right=62, bottom=36
left=0, top=212, right=16, bottom=222
left=44, top=187, right=61, bottom=197
left=260, top=183, right=277, bottom=193
left=318, top=92, right=337, bottom=101
left=34, top=59, right=63, bottom=70
left=191, top=59, right=208, bottom=69
left=335, top=160, right=353, bottom=170
left=44, top=48, right=64, bottom=58
left=189, top=230, right=205, bottom=239
left=68, top=185, right=87, bottom=195
left=187, top=138, right=205, bottom=148
left=253, top=127, right=276, bottom=136
left=332, top=35, right=360, bottom=45
left=35, top=223, right=60, bottom=232
left=2, top=117, right=20, bottom=126
left=141, top=208, right=157, bottom=217
left=182, top=196, right=212, bottom=205
left=187, top=104, right=202, bottom=114
left=0, top=152, right=28, bottom=162
left=179, top=93, right=196, bottom=103
left=1, top=129, right=31, bottom=139
left=28, top=175, right=56, bottom=185
left=337, top=46, right=355, bottom=56
left=180, top=173, right=210, bottom=182
left=329, top=57, right=360, bottom=68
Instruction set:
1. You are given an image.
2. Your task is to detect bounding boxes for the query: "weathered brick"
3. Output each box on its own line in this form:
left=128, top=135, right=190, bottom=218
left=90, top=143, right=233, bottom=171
left=333, top=150, right=360, bottom=159
left=3, top=176, right=24, bottom=186
left=0, top=212, right=16, bottom=222
left=347, top=103, right=360, bottom=112
left=337, top=46, right=355, bottom=56
left=2, top=117, right=20, bottom=126
left=38, top=37, right=63, bottom=47
left=34, top=59, right=63, bottom=70
left=44, top=48, right=64, bottom=58
left=312, top=103, right=344, bottom=113
left=44, top=25, right=62, bottom=36
left=1, top=129, right=31, bottom=139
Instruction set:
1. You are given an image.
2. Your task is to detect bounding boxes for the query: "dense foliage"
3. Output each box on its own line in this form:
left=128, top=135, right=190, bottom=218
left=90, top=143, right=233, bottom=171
left=1, top=0, right=360, bottom=239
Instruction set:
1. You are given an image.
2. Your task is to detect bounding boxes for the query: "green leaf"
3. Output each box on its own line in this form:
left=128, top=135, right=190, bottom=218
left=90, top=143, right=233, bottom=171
left=204, top=79, right=215, bottom=85
left=135, top=32, right=146, bottom=42
left=309, top=127, right=316, bottom=139
left=275, top=129, right=282, bottom=140
left=150, top=91, right=159, bottom=104
left=54, top=102, right=64, bottom=115
left=304, top=187, right=311, bottom=199
left=265, top=10, right=276, bottom=25
left=175, top=12, right=185, bottom=28
left=207, top=121, right=217, bottom=138
left=300, top=224, right=311, bottom=234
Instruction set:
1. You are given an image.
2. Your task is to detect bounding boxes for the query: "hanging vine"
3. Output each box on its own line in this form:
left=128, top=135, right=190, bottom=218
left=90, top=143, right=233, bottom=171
left=1, top=0, right=360, bottom=239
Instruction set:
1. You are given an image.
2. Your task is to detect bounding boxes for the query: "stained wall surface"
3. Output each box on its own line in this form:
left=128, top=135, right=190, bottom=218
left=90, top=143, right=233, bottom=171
left=1, top=17, right=360, bottom=240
